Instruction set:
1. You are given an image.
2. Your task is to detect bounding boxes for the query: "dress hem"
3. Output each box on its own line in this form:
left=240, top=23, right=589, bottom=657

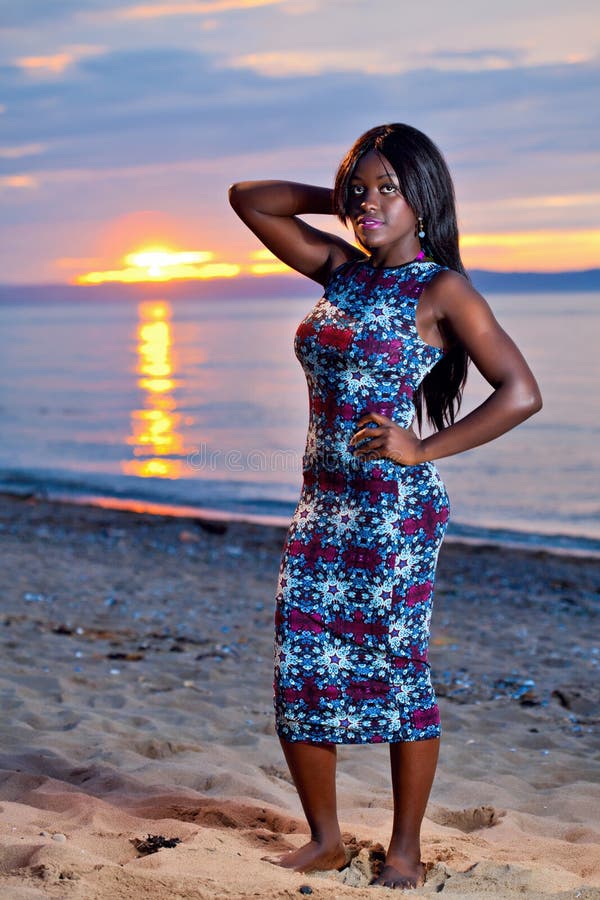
left=275, top=720, right=442, bottom=745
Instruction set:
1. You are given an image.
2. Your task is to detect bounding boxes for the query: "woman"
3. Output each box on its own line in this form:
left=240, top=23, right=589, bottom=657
left=228, top=123, right=542, bottom=890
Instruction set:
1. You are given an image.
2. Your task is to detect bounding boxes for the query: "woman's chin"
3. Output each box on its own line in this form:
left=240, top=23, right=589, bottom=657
left=354, top=231, right=379, bottom=251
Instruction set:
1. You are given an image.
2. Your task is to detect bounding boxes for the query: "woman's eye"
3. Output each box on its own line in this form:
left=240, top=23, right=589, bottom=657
left=350, top=185, right=364, bottom=195
left=381, top=183, right=398, bottom=193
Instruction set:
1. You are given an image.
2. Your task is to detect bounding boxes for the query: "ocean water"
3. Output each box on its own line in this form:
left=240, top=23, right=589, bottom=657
left=0, top=289, right=598, bottom=555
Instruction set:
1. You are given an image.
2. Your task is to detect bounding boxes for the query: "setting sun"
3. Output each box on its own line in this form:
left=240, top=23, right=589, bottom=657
left=125, top=248, right=212, bottom=277
left=77, top=245, right=240, bottom=284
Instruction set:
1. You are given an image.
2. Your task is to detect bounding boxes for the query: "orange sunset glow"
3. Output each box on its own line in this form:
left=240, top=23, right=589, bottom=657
left=75, top=244, right=294, bottom=284
left=74, top=230, right=600, bottom=286
left=460, top=229, right=600, bottom=273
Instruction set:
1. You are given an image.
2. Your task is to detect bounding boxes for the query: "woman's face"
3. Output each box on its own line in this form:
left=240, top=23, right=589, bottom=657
left=346, top=150, right=419, bottom=260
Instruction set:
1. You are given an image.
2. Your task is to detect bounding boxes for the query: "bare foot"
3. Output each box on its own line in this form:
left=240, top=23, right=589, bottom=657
left=371, top=855, right=425, bottom=889
left=261, top=838, right=347, bottom=872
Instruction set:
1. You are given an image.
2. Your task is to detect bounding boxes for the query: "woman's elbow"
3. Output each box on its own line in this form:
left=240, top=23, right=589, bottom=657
left=531, top=389, right=543, bottom=415
left=228, top=182, right=241, bottom=210
left=517, top=382, right=543, bottom=419
left=228, top=182, right=259, bottom=219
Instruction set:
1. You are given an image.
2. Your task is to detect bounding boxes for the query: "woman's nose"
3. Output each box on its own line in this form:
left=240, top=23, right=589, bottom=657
left=360, top=189, right=378, bottom=209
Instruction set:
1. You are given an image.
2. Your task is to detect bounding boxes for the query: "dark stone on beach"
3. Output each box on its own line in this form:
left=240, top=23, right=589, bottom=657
left=194, top=518, right=229, bottom=535
left=132, top=834, right=181, bottom=855
left=107, top=651, right=145, bottom=661
left=518, top=689, right=541, bottom=707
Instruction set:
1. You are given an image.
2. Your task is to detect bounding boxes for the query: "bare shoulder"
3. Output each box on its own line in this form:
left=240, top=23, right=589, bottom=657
left=291, top=231, right=365, bottom=287
left=322, top=240, right=367, bottom=283
left=427, top=268, right=486, bottom=303
left=330, top=237, right=366, bottom=262
left=426, top=268, right=496, bottom=325
left=418, top=267, right=508, bottom=357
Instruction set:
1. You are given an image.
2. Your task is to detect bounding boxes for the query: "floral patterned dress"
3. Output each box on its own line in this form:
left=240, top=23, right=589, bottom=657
left=274, top=255, right=450, bottom=744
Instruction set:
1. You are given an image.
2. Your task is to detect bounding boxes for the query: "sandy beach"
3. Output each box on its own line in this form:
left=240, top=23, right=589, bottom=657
left=0, top=491, right=598, bottom=899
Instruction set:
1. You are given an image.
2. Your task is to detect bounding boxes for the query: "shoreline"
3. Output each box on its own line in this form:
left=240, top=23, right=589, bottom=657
left=0, top=490, right=598, bottom=897
left=2, top=485, right=599, bottom=562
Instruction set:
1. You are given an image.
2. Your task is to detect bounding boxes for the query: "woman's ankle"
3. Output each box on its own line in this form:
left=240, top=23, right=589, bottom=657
left=386, top=836, right=421, bottom=862
left=309, top=827, right=343, bottom=848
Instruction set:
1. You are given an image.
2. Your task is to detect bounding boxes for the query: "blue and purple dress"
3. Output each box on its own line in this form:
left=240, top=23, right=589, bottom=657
left=274, top=255, right=450, bottom=744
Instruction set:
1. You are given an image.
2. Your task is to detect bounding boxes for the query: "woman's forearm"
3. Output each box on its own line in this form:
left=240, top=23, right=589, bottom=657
left=228, top=180, right=333, bottom=218
left=419, top=381, right=542, bottom=463
left=228, top=179, right=351, bottom=281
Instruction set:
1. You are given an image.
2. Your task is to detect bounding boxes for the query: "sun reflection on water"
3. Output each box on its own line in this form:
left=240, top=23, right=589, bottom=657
left=123, top=299, right=194, bottom=478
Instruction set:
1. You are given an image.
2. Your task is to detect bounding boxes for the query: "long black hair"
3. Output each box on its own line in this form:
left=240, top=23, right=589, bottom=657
left=333, top=123, right=469, bottom=433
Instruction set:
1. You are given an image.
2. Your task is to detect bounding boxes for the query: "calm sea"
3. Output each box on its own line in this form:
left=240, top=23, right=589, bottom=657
left=0, top=289, right=598, bottom=555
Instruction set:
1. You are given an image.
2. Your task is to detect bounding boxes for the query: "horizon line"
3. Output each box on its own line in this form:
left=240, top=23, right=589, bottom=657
left=1, top=265, right=600, bottom=290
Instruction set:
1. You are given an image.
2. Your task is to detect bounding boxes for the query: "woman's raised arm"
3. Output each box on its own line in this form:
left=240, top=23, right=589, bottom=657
left=228, top=180, right=360, bottom=285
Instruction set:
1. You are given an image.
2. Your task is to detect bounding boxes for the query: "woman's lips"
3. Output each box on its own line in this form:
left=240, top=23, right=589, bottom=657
left=359, top=218, right=384, bottom=230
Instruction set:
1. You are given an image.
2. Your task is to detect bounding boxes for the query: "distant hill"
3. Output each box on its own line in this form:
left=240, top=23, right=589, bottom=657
left=469, top=269, right=600, bottom=293
left=0, top=268, right=599, bottom=303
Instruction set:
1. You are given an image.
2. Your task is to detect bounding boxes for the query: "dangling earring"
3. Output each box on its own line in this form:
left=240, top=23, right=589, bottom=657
left=417, top=216, right=426, bottom=240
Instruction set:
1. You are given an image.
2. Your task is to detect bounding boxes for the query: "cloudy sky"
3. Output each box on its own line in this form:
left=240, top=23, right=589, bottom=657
left=0, top=0, right=598, bottom=284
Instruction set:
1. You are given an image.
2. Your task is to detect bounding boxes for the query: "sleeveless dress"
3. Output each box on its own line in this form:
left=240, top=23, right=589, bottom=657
left=273, top=255, right=450, bottom=744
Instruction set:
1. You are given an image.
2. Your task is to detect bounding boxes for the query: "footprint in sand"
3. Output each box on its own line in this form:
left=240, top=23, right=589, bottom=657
left=429, top=805, right=506, bottom=833
left=132, top=738, right=198, bottom=760
left=259, top=764, right=294, bottom=785
left=163, top=799, right=306, bottom=852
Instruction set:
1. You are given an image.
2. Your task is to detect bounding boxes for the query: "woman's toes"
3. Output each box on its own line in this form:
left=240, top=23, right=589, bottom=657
left=372, top=861, right=425, bottom=890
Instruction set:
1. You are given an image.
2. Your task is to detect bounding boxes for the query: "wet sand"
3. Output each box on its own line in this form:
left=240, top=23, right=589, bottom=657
left=0, top=491, right=598, bottom=899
